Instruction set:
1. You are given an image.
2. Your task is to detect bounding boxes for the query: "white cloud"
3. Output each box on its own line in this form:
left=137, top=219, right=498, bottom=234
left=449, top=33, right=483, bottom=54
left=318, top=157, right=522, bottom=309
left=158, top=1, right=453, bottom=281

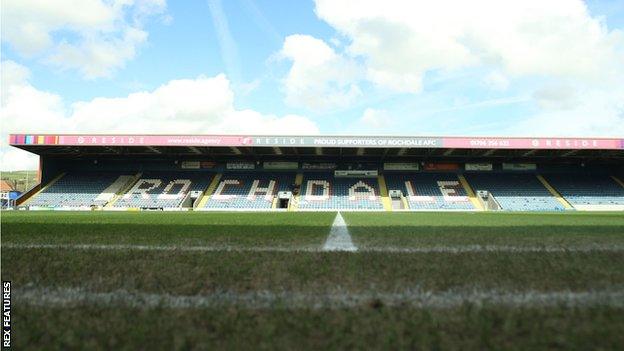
left=0, top=61, right=68, bottom=171
left=0, top=149, right=39, bottom=172
left=279, top=34, right=363, bottom=110
left=315, top=0, right=624, bottom=93
left=1, top=0, right=167, bottom=78
left=307, top=0, right=624, bottom=135
left=533, top=84, right=579, bottom=110
left=46, top=27, right=149, bottom=79
left=1, top=62, right=68, bottom=132
left=0, top=60, right=319, bottom=171
left=359, top=108, right=387, bottom=129
left=0, top=60, right=31, bottom=92
left=483, top=71, right=510, bottom=91
left=510, top=88, right=624, bottom=136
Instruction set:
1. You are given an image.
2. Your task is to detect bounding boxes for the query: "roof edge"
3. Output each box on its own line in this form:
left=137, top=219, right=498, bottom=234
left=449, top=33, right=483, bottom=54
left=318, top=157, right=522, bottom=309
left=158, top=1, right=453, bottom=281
left=8, top=133, right=624, bottom=150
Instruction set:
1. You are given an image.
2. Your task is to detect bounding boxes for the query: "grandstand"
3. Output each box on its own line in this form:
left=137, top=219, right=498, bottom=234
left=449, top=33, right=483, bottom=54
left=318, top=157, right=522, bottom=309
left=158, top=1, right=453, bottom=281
left=26, top=172, right=125, bottom=209
left=464, top=173, right=566, bottom=211
left=298, top=173, right=384, bottom=211
left=201, top=172, right=295, bottom=210
left=113, top=171, right=212, bottom=210
left=385, top=172, right=473, bottom=210
left=545, top=174, right=624, bottom=210
left=8, top=134, right=624, bottom=211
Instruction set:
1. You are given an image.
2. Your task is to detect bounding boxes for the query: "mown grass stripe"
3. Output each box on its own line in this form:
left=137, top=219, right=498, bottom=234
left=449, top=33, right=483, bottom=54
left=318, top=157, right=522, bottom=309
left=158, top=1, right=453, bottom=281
left=15, top=286, right=624, bottom=310
left=5, top=243, right=624, bottom=253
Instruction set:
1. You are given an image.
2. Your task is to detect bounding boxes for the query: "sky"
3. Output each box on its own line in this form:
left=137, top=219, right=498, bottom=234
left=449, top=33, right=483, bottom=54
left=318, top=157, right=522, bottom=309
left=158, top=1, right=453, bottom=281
left=1, top=0, right=624, bottom=170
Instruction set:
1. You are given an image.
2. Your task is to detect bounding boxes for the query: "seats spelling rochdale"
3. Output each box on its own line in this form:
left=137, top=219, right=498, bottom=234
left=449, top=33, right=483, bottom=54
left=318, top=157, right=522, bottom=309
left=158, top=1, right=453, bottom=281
left=114, top=171, right=212, bottom=209
left=465, top=173, right=565, bottom=211
left=27, top=172, right=123, bottom=209
left=545, top=174, right=624, bottom=209
left=298, top=173, right=383, bottom=210
left=385, top=173, right=474, bottom=210
left=202, top=172, right=296, bottom=210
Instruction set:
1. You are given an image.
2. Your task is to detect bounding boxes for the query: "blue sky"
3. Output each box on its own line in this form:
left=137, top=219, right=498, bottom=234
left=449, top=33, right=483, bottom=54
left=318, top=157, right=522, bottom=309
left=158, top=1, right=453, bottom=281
left=1, top=0, right=624, bottom=169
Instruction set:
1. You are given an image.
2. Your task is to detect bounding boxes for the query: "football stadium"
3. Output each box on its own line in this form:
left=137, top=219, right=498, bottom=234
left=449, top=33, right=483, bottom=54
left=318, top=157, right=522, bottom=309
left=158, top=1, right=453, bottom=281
left=2, top=133, right=624, bottom=349
left=4, top=0, right=624, bottom=349
left=7, top=134, right=624, bottom=212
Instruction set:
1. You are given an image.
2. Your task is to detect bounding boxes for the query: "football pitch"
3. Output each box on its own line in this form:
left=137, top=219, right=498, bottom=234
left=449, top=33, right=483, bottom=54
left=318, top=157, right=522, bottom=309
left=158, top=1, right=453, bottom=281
left=2, top=211, right=624, bottom=350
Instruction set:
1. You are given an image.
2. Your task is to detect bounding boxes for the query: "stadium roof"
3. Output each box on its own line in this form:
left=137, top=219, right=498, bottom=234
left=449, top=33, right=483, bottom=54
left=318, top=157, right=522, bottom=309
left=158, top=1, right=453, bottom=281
left=9, top=133, right=624, bottom=161
left=0, top=180, right=16, bottom=192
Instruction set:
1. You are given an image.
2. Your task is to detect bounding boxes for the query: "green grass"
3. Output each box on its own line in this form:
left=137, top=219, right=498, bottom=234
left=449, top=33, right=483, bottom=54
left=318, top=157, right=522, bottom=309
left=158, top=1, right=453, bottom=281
left=1, top=211, right=335, bottom=247
left=4, top=211, right=623, bottom=248
left=16, top=306, right=624, bottom=350
left=343, top=211, right=624, bottom=248
left=5, top=249, right=624, bottom=293
left=2, top=211, right=624, bottom=350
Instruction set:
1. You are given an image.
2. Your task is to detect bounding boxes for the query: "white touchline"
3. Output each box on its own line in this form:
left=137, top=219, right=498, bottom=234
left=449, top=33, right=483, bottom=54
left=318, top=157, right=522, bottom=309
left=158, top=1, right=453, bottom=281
left=4, top=243, right=624, bottom=253
left=322, top=212, right=357, bottom=252
left=14, top=286, right=624, bottom=310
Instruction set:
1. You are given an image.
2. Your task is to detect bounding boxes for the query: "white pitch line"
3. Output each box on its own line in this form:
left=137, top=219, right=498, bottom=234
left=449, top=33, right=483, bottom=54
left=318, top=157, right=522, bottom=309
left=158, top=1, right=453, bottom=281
left=2, top=243, right=319, bottom=253
left=322, top=212, right=357, bottom=252
left=14, top=286, right=624, bottom=310
left=362, top=245, right=624, bottom=253
left=4, top=243, right=624, bottom=253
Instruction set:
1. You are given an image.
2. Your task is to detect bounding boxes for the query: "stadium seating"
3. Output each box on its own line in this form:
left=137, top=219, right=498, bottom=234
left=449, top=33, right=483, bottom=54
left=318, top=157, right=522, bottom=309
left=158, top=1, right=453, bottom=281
left=385, top=173, right=474, bottom=210
left=298, top=173, right=383, bottom=210
left=465, top=173, right=565, bottom=211
left=545, top=174, right=624, bottom=207
left=202, top=172, right=296, bottom=210
left=27, top=172, right=124, bottom=208
left=114, top=172, right=212, bottom=209
left=24, top=168, right=624, bottom=212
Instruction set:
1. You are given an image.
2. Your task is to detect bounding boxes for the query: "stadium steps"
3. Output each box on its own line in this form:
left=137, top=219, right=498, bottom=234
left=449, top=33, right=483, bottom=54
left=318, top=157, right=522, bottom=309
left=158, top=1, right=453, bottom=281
left=21, top=172, right=66, bottom=206
left=457, top=174, right=483, bottom=211
left=612, top=176, right=624, bottom=189
left=16, top=183, right=42, bottom=206
left=197, top=173, right=221, bottom=209
left=96, top=175, right=136, bottom=205
left=190, top=175, right=216, bottom=209
left=377, top=174, right=392, bottom=211
left=289, top=173, right=304, bottom=211
left=105, top=173, right=142, bottom=208
left=536, top=175, right=574, bottom=210
left=400, top=195, right=410, bottom=210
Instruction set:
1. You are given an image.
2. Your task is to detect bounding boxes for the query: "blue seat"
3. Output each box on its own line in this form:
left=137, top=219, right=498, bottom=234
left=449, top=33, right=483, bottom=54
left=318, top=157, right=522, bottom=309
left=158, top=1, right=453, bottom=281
left=114, top=171, right=212, bottom=209
left=465, top=173, right=564, bottom=211
left=298, top=173, right=383, bottom=210
left=28, top=172, right=123, bottom=208
left=202, top=172, right=295, bottom=210
left=385, top=173, right=474, bottom=210
left=546, top=174, right=624, bottom=206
